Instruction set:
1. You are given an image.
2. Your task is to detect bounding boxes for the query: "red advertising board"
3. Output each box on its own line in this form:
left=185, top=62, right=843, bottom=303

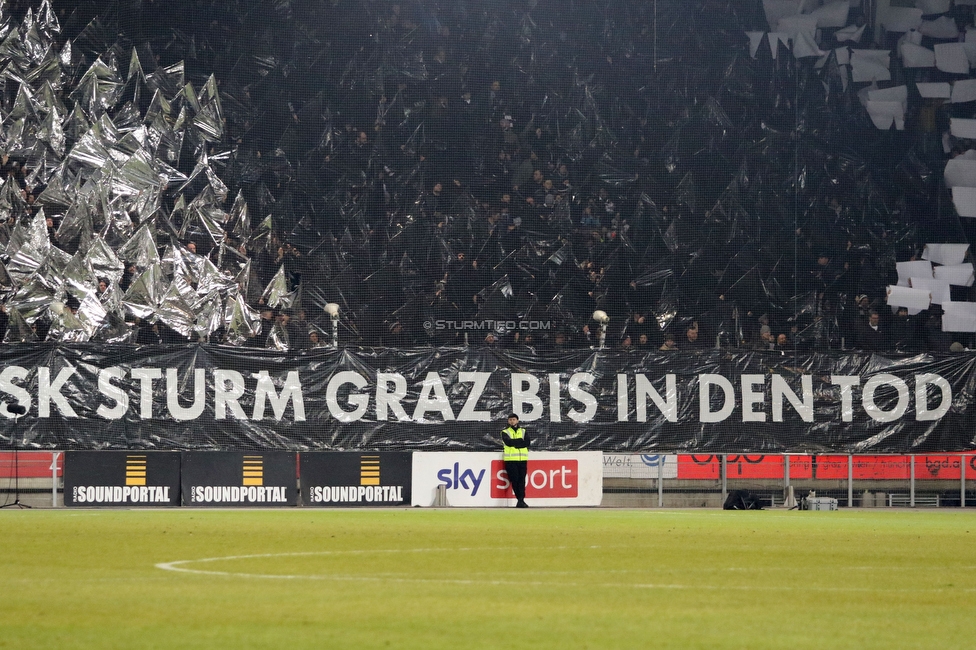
left=668, top=455, right=976, bottom=481
left=0, top=452, right=62, bottom=479
left=852, top=456, right=910, bottom=480
left=865, top=456, right=910, bottom=480
left=676, top=455, right=813, bottom=480
left=725, top=455, right=783, bottom=479
left=815, top=455, right=965, bottom=480
left=813, top=455, right=849, bottom=480
left=490, top=459, right=579, bottom=499
left=677, top=455, right=720, bottom=479
left=914, top=455, right=968, bottom=480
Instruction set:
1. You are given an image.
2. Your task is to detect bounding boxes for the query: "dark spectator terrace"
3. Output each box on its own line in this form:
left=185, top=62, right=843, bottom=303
left=1, top=0, right=975, bottom=353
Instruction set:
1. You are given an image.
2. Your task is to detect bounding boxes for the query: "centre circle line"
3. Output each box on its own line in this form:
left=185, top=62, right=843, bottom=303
left=154, top=547, right=972, bottom=593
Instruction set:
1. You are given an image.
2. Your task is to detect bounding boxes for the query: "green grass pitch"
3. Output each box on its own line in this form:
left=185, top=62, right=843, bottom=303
left=1, top=508, right=975, bottom=649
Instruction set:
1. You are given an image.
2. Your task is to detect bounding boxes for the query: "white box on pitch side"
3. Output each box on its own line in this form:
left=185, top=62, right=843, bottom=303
left=807, top=497, right=838, bottom=511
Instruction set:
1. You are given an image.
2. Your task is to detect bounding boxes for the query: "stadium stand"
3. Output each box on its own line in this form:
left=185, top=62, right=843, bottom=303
left=0, top=0, right=975, bottom=352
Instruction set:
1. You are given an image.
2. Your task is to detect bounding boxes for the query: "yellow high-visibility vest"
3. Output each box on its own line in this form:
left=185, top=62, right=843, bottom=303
left=502, top=426, right=528, bottom=462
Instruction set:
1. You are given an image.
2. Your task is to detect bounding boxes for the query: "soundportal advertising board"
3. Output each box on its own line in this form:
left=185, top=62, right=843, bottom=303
left=411, top=451, right=603, bottom=507
left=64, top=451, right=181, bottom=507
left=181, top=451, right=298, bottom=506
left=301, top=452, right=412, bottom=506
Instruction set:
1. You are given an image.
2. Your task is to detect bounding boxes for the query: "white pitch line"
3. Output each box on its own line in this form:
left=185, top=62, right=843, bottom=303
left=154, top=549, right=976, bottom=593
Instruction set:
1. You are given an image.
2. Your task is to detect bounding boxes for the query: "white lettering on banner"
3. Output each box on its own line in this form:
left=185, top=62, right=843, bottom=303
left=252, top=370, right=306, bottom=421
left=550, top=374, right=561, bottom=422
left=457, top=372, right=492, bottom=422
left=413, top=372, right=455, bottom=422
left=741, top=375, right=766, bottom=422
left=832, top=375, right=860, bottom=422
left=131, top=367, right=161, bottom=419
left=862, top=374, right=909, bottom=423
left=700, top=374, right=735, bottom=423
left=214, top=370, right=248, bottom=420
left=567, top=373, right=597, bottom=423
left=96, top=367, right=128, bottom=420
left=167, top=368, right=207, bottom=420
left=512, top=373, right=544, bottom=421
left=92, top=368, right=304, bottom=422
left=617, top=374, right=628, bottom=422
left=0, top=366, right=31, bottom=417
left=73, top=485, right=171, bottom=504
left=38, top=366, right=77, bottom=418
left=915, top=374, right=951, bottom=421
left=635, top=374, right=677, bottom=422
left=327, top=371, right=369, bottom=422
left=0, top=365, right=963, bottom=425
left=771, top=375, right=814, bottom=422
left=376, top=373, right=410, bottom=421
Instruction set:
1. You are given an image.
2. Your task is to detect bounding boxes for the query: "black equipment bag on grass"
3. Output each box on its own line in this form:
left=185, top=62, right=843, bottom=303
left=723, top=489, right=764, bottom=510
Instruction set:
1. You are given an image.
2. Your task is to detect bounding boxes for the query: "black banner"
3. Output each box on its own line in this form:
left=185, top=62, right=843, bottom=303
left=301, top=452, right=412, bottom=506
left=1, top=344, right=975, bottom=453
left=181, top=451, right=297, bottom=506
left=64, top=451, right=181, bottom=506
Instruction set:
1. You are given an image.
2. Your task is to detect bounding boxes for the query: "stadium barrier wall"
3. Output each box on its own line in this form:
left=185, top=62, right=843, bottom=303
left=5, top=451, right=969, bottom=508
left=601, top=453, right=976, bottom=508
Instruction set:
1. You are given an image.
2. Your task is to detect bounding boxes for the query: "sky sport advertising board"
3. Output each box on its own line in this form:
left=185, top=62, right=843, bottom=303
left=300, top=452, right=411, bottom=506
left=64, top=451, right=181, bottom=507
left=181, top=451, right=297, bottom=506
left=411, top=452, right=602, bottom=507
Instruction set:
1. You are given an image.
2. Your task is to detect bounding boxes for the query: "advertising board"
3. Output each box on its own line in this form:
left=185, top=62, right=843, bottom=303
left=603, top=454, right=678, bottom=479
left=64, top=451, right=180, bottom=506
left=181, top=451, right=297, bottom=506
left=411, top=451, right=602, bottom=507
left=301, top=452, right=411, bottom=506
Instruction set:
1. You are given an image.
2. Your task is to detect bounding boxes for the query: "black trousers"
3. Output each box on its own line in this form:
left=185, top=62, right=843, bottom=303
left=504, top=460, right=528, bottom=503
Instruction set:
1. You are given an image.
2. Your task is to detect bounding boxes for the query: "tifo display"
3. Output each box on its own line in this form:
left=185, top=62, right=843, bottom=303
left=0, top=0, right=975, bottom=359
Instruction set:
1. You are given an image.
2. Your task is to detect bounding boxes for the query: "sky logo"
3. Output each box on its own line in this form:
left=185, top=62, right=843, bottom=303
left=436, top=462, right=486, bottom=496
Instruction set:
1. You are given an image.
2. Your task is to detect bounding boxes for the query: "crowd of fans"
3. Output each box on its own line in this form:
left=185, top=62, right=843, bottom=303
left=0, top=1, right=974, bottom=353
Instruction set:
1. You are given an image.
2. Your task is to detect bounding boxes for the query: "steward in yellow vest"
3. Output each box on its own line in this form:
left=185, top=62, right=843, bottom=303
left=501, top=413, right=530, bottom=508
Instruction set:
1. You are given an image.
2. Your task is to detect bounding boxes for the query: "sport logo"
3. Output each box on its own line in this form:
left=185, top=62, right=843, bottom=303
left=490, top=460, right=578, bottom=499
